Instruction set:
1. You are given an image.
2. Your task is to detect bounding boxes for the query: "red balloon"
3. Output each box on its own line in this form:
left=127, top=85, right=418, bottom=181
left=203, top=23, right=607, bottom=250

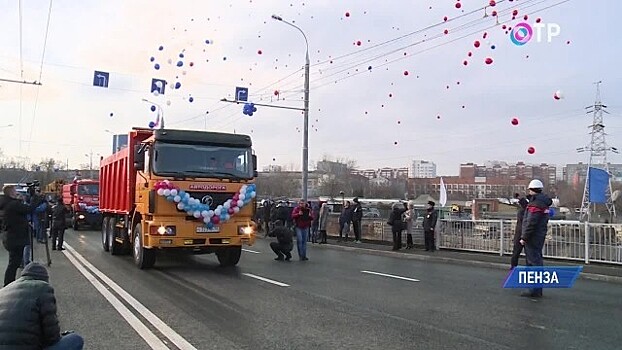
left=489, top=0, right=496, bottom=6
left=444, top=29, right=449, bottom=35
left=437, top=115, right=441, bottom=119
left=455, top=2, right=462, bottom=9
left=463, top=60, right=468, bottom=66
left=527, top=146, right=536, bottom=154
left=523, top=15, right=529, bottom=20
left=212, top=216, right=220, bottom=224
left=536, top=17, right=542, bottom=23
left=474, top=41, right=481, bottom=48
left=403, top=70, right=409, bottom=76
left=397, top=120, right=401, bottom=124
left=492, top=10, right=497, bottom=16
left=228, top=208, right=235, bottom=215
left=356, top=40, right=362, bottom=46
left=345, top=11, right=350, bottom=17
left=394, top=141, right=398, bottom=145
left=389, top=93, right=393, bottom=97
left=511, top=117, right=519, bottom=125
left=512, top=9, right=518, bottom=16
left=485, top=57, right=494, bottom=65
left=257, top=50, right=262, bottom=55
left=467, top=51, right=473, bottom=57
left=443, top=16, right=448, bottom=21
left=189, top=62, right=194, bottom=67
left=274, top=90, right=279, bottom=96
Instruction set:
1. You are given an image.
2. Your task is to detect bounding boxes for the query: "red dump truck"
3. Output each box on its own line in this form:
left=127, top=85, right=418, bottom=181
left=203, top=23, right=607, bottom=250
left=62, top=179, right=101, bottom=230
left=99, top=127, right=258, bottom=269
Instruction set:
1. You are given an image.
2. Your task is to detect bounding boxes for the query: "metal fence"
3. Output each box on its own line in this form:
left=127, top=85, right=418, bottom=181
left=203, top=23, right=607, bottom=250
left=438, top=219, right=622, bottom=265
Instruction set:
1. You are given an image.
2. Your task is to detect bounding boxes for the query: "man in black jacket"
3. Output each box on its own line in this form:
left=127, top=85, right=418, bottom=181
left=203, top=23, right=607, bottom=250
left=351, top=198, right=363, bottom=243
left=520, top=179, right=553, bottom=298
left=510, top=193, right=529, bottom=269
left=50, top=199, right=69, bottom=251
left=0, top=262, right=84, bottom=349
left=422, top=201, right=438, bottom=252
left=269, top=220, right=293, bottom=261
left=1, top=185, right=33, bottom=286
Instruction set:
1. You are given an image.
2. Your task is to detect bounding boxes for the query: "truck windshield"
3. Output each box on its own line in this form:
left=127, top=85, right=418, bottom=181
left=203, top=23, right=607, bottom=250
left=152, top=142, right=254, bottom=179
left=78, top=184, right=99, bottom=195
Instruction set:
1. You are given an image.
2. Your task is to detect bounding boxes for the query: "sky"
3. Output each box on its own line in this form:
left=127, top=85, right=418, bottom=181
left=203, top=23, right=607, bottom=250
left=0, top=0, right=621, bottom=176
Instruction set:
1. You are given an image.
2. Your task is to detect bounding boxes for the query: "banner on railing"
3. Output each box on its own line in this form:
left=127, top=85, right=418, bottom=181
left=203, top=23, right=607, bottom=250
left=503, top=266, right=583, bottom=288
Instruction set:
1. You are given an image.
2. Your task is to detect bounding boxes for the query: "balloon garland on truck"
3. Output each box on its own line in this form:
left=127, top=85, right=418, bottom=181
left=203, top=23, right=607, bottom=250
left=154, top=180, right=256, bottom=229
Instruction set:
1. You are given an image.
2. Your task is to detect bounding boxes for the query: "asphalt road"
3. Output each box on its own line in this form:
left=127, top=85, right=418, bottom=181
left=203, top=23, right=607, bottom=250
left=2, top=229, right=621, bottom=350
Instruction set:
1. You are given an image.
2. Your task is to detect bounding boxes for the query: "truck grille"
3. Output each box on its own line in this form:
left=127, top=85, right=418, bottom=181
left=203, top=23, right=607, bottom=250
left=176, top=192, right=236, bottom=212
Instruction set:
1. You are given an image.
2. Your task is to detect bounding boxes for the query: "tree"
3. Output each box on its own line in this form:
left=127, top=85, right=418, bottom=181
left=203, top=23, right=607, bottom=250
left=255, top=173, right=298, bottom=198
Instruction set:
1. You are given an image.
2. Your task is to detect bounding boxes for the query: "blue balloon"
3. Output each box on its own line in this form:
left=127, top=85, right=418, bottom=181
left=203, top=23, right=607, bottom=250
left=150, top=57, right=155, bottom=62
left=177, top=61, right=183, bottom=67
left=179, top=53, right=185, bottom=58
left=179, top=191, right=186, bottom=198
left=175, top=82, right=181, bottom=89
left=368, top=65, right=372, bottom=70
left=150, top=105, right=156, bottom=112
left=149, top=121, right=156, bottom=129
left=166, top=196, right=174, bottom=202
left=206, top=222, right=214, bottom=229
left=154, top=63, right=160, bottom=70
left=158, top=46, right=164, bottom=51
left=189, top=97, right=194, bottom=103
left=491, top=45, right=496, bottom=50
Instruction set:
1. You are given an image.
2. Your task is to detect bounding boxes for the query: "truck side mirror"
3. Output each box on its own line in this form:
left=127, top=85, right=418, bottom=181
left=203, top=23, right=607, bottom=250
left=134, top=144, right=145, bottom=171
left=252, top=154, right=258, bottom=177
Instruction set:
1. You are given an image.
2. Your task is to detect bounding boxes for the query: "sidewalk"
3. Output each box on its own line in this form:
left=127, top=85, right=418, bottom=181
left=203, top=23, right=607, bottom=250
left=310, top=236, right=622, bottom=284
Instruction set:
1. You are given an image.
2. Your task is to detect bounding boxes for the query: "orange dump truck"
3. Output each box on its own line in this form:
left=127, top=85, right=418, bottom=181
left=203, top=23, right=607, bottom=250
left=99, top=127, right=258, bottom=269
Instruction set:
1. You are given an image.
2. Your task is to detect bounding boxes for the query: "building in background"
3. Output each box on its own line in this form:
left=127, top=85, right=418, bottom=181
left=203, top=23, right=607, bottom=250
left=563, top=162, right=622, bottom=183
left=352, top=167, right=409, bottom=180
left=410, top=160, right=437, bottom=178
left=459, top=161, right=557, bottom=187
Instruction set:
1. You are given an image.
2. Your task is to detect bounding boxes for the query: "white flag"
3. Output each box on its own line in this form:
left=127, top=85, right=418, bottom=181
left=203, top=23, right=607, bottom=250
left=439, top=177, right=447, bottom=207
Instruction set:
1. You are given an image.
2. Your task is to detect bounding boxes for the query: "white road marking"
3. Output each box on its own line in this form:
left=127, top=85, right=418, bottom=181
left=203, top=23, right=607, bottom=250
left=63, top=248, right=169, bottom=349
left=361, top=270, right=420, bottom=282
left=242, top=273, right=290, bottom=287
left=242, top=248, right=261, bottom=254
left=64, top=244, right=197, bottom=350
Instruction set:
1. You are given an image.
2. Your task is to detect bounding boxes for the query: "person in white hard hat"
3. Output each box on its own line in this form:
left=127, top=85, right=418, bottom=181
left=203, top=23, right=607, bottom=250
left=519, top=179, right=553, bottom=298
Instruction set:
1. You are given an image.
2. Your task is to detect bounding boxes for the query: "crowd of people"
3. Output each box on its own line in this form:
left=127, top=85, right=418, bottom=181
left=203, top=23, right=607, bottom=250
left=1, top=184, right=83, bottom=349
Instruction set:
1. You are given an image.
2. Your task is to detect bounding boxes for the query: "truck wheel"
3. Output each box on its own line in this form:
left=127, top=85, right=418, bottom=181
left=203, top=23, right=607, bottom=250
left=102, top=217, right=110, bottom=252
left=216, top=246, right=242, bottom=267
left=107, top=218, right=123, bottom=255
left=133, top=224, right=155, bottom=269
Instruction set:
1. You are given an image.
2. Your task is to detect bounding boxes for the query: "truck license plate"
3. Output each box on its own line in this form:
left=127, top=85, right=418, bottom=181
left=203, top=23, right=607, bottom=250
left=196, top=226, right=219, bottom=233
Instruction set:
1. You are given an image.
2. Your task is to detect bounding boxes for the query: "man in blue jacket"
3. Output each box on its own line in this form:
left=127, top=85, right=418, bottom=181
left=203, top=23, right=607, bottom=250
left=520, top=179, right=553, bottom=298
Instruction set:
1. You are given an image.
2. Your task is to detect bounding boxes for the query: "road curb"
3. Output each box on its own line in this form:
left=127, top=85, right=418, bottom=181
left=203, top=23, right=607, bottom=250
left=316, top=243, right=622, bottom=284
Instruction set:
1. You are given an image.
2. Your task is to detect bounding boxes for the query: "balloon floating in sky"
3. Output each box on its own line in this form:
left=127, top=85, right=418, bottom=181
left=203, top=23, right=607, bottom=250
left=189, top=97, right=194, bottom=103
left=394, top=141, right=398, bottom=145
left=485, top=57, right=494, bottom=65
left=154, top=64, right=160, bottom=70
left=511, top=118, right=519, bottom=126
left=175, top=82, right=181, bottom=89
left=527, top=146, right=536, bottom=154
left=150, top=57, right=155, bottom=62
left=554, top=90, right=564, bottom=100
left=149, top=121, right=156, bottom=129
left=403, top=70, right=409, bottom=76
left=158, top=46, right=164, bottom=51
left=166, top=100, right=171, bottom=106
left=345, top=11, right=350, bottom=17
left=368, top=66, right=372, bottom=70
left=243, top=103, right=257, bottom=116
left=489, top=0, right=496, bottom=6
left=490, top=45, right=496, bottom=50
left=109, top=112, right=113, bottom=117
left=474, top=41, right=481, bottom=48
left=274, top=90, right=279, bottom=96
left=177, top=61, right=183, bottom=67
left=150, top=105, right=156, bottom=112
left=455, top=2, right=462, bottom=9
left=257, top=50, right=263, bottom=55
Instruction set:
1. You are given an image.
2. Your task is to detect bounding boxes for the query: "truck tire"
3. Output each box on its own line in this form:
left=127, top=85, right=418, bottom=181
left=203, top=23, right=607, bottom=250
left=107, top=218, right=123, bottom=255
left=102, top=217, right=110, bottom=252
left=216, top=246, right=242, bottom=267
left=133, top=224, right=155, bottom=269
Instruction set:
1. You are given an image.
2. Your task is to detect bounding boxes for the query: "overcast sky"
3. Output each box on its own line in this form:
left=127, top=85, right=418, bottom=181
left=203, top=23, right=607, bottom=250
left=0, top=0, right=621, bottom=175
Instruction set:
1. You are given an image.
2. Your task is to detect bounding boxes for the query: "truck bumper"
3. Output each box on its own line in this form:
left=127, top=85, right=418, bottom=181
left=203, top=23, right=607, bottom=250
left=75, top=212, right=103, bottom=227
left=143, top=220, right=256, bottom=249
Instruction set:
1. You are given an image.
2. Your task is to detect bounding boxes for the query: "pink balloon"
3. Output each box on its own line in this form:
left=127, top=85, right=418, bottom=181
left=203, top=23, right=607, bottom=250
left=212, top=216, right=220, bottom=224
left=228, top=208, right=235, bottom=215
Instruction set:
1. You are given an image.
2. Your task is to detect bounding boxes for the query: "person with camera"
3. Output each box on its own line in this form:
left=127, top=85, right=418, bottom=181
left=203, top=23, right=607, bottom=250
left=0, top=262, right=84, bottom=349
left=269, top=220, right=293, bottom=261
left=291, top=199, right=313, bottom=261
left=1, top=185, right=35, bottom=286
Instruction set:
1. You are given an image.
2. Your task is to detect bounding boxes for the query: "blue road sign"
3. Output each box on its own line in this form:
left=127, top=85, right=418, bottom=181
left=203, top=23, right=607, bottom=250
left=93, top=71, right=109, bottom=88
left=151, top=78, right=166, bottom=95
left=235, top=86, right=249, bottom=101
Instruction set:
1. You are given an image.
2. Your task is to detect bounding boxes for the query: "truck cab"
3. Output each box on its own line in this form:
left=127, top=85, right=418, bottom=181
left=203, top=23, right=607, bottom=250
left=62, top=179, right=101, bottom=230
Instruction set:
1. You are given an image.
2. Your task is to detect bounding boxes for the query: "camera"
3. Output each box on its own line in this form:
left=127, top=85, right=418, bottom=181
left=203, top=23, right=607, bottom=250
left=25, top=181, right=40, bottom=197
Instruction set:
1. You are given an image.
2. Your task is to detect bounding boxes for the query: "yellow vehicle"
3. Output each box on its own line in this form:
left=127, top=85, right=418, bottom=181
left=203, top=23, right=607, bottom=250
left=99, top=128, right=257, bottom=269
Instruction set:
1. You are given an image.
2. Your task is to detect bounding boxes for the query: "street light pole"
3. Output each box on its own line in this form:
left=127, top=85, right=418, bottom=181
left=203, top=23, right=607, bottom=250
left=272, top=14, right=310, bottom=202
left=141, top=98, right=165, bottom=129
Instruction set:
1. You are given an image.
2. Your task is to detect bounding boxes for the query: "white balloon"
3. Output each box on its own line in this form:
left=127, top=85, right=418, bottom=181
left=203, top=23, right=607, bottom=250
left=177, top=203, right=185, bottom=210
left=201, top=210, right=209, bottom=218
left=233, top=207, right=240, bottom=213
left=166, top=100, right=172, bottom=106
left=250, top=191, right=256, bottom=198
left=167, top=58, right=173, bottom=64
left=170, top=189, right=178, bottom=196
left=157, top=188, right=165, bottom=196
left=240, top=185, right=248, bottom=192
left=237, top=200, right=244, bottom=207
left=174, top=195, right=181, bottom=203
left=203, top=217, right=210, bottom=224
left=193, top=211, right=201, bottom=218
left=214, top=208, right=221, bottom=216
left=225, top=214, right=231, bottom=221
left=182, top=70, right=187, bottom=75
left=163, top=189, right=171, bottom=197
left=239, top=193, right=246, bottom=201
left=223, top=202, right=230, bottom=209
left=207, top=210, right=214, bottom=217
left=163, top=180, right=170, bottom=184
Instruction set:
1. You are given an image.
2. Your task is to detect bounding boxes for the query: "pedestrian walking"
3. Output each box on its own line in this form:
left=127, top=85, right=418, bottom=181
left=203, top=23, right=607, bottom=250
left=1, top=185, right=34, bottom=287
left=338, top=201, right=352, bottom=242
left=351, top=198, right=363, bottom=243
left=388, top=203, right=405, bottom=251
left=422, top=201, right=438, bottom=252
left=403, top=201, right=418, bottom=249
left=292, top=200, right=313, bottom=261
left=318, top=203, right=329, bottom=244
left=50, top=198, right=69, bottom=251
left=269, top=220, right=293, bottom=261
left=310, top=202, right=319, bottom=243
left=519, top=179, right=552, bottom=298
left=510, top=193, right=529, bottom=269
left=0, top=262, right=84, bottom=349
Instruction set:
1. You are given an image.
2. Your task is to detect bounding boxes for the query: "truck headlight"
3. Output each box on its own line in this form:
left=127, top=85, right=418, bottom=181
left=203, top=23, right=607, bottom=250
left=78, top=215, right=85, bottom=220
left=153, top=225, right=176, bottom=236
left=238, top=225, right=254, bottom=235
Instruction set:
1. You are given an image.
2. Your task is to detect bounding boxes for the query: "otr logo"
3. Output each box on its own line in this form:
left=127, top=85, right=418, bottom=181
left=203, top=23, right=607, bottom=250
left=510, top=22, right=561, bottom=45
